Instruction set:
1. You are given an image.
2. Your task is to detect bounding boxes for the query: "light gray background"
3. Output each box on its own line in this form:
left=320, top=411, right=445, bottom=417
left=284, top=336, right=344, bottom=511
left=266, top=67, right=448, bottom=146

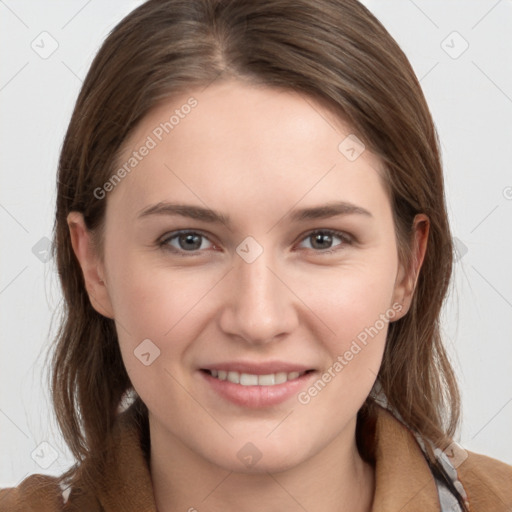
left=1, top=0, right=511, bottom=487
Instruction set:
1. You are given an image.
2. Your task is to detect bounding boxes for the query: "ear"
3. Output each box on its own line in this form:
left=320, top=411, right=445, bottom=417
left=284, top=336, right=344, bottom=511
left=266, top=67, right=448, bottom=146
left=391, top=213, right=429, bottom=320
left=67, top=211, right=114, bottom=319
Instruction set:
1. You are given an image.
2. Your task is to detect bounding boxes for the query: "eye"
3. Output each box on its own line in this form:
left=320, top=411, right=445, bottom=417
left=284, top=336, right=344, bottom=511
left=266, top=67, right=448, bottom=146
left=158, top=228, right=352, bottom=257
left=159, top=230, right=214, bottom=255
left=297, top=229, right=352, bottom=254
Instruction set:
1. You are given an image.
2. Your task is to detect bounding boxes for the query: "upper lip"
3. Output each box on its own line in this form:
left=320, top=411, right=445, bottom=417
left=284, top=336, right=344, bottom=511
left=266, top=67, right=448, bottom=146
left=200, top=361, right=315, bottom=375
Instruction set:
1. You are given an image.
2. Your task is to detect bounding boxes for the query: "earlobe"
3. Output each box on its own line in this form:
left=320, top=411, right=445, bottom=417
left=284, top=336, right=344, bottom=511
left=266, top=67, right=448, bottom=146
left=391, top=214, right=429, bottom=320
left=67, top=211, right=114, bottom=319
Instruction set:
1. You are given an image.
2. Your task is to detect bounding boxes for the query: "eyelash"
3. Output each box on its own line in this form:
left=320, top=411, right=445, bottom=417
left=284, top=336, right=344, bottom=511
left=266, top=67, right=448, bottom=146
left=157, top=229, right=353, bottom=257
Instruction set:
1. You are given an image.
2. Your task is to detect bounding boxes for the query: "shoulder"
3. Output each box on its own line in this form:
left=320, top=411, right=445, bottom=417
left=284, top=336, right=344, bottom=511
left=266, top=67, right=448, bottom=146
left=0, top=474, right=66, bottom=511
left=0, top=471, right=100, bottom=512
left=370, top=401, right=512, bottom=510
left=456, top=448, right=512, bottom=511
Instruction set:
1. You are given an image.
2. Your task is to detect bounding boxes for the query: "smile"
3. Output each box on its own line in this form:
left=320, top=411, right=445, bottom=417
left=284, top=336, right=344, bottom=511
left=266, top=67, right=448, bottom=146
left=205, top=369, right=311, bottom=386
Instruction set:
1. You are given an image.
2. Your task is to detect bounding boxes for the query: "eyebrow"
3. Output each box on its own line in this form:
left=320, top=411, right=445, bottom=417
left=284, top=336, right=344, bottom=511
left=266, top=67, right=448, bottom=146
left=136, top=200, right=373, bottom=226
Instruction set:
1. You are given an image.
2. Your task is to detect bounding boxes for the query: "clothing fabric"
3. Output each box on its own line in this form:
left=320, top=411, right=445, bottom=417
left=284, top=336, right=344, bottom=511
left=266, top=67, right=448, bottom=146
left=1, top=400, right=511, bottom=511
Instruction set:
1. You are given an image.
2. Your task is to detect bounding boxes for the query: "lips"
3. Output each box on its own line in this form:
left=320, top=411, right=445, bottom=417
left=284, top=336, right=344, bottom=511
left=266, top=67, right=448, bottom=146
left=198, top=361, right=317, bottom=407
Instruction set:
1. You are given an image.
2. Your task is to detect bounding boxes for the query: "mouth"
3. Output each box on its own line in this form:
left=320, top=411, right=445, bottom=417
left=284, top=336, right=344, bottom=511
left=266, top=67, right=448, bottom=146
left=198, top=363, right=317, bottom=408
left=201, top=368, right=315, bottom=386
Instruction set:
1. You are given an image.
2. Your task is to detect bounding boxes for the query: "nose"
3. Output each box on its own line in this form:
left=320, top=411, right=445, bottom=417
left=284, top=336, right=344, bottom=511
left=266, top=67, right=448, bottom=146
left=218, top=245, right=298, bottom=346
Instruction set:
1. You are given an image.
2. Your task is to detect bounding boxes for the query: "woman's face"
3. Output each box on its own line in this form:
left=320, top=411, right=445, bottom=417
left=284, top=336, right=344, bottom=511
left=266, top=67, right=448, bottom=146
left=70, top=79, right=424, bottom=472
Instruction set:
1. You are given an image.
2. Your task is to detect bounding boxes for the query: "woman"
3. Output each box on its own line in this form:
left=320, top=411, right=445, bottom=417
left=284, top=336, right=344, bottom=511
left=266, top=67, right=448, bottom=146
left=1, top=0, right=511, bottom=511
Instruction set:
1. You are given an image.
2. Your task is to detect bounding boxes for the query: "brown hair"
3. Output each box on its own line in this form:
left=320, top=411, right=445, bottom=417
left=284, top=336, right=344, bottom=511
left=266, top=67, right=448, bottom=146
left=49, top=0, right=463, bottom=507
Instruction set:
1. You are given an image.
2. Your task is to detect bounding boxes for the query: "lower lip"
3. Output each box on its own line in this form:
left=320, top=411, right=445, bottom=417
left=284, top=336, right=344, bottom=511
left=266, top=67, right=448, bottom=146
left=200, top=370, right=316, bottom=408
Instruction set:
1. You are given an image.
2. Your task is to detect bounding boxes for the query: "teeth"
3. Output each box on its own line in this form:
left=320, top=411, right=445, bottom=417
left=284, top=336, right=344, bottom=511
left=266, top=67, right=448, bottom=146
left=240, top=373, right=259, bottom=385
left=257, top=374, right=275, bottom=386
left=227, top=371, right=240, bottom=384
left=209, top=370, right=307, bottom=386
left=275, top=372, right=288, bottom=384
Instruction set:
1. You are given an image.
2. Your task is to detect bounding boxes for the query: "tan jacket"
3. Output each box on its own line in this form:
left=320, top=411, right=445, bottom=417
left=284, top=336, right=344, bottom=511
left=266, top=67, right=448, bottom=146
left=1, top=403, right=511, bottom=511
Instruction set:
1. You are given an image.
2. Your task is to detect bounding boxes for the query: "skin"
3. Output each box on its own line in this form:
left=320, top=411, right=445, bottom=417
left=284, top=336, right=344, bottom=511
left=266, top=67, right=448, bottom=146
left=68, top=78, right=428, bottom=512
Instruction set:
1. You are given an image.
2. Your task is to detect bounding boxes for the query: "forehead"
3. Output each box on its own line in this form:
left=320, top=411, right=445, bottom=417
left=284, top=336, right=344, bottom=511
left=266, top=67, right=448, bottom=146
left=107, top=79, right=389, bottom=223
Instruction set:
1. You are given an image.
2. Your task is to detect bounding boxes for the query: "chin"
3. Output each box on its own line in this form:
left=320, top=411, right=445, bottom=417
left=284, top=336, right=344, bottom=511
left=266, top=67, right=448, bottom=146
left=201, top=437, right=314, bottom=475
left=219, top=451, right=306, bottom=475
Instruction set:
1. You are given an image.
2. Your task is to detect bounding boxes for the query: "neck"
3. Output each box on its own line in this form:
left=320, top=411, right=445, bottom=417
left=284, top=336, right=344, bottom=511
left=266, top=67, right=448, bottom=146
left=149, top=414, right=375, bottom=512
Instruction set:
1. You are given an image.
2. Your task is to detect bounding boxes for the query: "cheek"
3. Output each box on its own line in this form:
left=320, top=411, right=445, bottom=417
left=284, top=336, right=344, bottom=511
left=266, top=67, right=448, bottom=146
left=289, top=246, right=399, bottom=394
left=292, top=254, right=398, bottom=341
left=295, top=271, right=396, bottom=415
left=106, top=267, right=192, bottom=409
left=106, top=239, right=211, bottom=330
left=105, top=252, right=218, bottom=375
